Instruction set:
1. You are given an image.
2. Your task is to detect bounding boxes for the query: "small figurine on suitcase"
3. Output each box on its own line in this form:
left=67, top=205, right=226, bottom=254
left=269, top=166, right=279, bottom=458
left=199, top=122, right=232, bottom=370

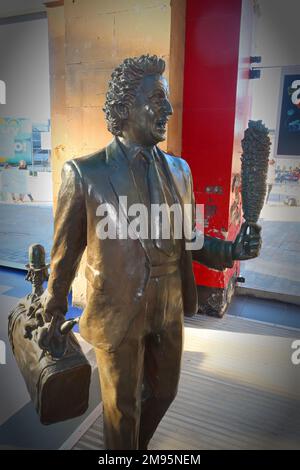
left=8, top=244, right=91, bottom=425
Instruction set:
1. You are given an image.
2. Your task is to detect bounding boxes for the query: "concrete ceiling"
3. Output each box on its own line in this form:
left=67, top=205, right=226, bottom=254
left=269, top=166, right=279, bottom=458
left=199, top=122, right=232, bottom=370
left=0, top=0, right=58, bottom=19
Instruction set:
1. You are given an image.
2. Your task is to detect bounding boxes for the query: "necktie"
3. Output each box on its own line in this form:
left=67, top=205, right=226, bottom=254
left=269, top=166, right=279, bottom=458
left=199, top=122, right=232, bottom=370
left=141, top=148, right=175, bottom=256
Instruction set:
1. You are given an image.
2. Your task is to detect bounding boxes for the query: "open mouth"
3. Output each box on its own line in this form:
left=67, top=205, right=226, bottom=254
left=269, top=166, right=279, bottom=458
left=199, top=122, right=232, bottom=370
left=155, top=118, right=168, bottom=132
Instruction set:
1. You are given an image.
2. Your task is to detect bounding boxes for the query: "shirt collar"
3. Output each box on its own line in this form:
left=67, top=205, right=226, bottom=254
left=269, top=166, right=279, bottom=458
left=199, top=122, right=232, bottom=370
left=117, top=137, right=156, bottom=164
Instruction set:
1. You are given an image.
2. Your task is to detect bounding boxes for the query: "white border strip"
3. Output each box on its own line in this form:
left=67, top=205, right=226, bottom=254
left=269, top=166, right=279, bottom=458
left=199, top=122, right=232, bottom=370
left=227, top=313, right=300, bottom=333
left=237, top=285, right=300, bottom=307
left=59, top=403, right=103, bottom=450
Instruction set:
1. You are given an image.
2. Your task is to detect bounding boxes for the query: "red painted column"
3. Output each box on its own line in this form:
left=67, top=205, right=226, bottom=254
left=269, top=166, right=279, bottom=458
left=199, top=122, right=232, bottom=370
left=182, top=0, right=253, bottom=301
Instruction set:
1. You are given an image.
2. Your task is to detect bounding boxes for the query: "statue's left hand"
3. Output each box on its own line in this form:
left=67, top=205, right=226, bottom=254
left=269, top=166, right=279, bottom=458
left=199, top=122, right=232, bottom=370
left=232, top=222, right=262, bottom=261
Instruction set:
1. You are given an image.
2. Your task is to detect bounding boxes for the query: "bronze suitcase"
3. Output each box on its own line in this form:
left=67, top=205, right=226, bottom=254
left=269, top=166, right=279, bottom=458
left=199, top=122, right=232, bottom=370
left=8, top=294, right=91, bottom=425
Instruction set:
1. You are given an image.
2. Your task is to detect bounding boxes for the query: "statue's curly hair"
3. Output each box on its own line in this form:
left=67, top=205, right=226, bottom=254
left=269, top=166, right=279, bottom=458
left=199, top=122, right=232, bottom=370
left=103, top=54, right=166, bottom=136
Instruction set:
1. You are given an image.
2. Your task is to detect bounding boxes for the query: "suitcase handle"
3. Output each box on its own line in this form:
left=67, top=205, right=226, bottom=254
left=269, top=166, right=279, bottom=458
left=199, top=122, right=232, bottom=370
left=60, top=317, right=80, bottom=335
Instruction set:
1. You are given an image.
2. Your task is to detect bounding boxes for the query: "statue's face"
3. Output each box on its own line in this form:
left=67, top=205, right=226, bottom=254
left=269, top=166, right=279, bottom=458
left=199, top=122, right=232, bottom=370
left=122, top=74, right=173, bottom=146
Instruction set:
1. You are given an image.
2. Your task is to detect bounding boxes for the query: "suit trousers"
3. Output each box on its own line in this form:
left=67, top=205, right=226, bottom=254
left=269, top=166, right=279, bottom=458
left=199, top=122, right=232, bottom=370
left=94, top=267, right=184, bottom=450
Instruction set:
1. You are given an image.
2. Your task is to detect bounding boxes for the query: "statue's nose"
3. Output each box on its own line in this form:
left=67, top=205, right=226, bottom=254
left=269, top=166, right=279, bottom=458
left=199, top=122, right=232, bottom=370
left=165, top=99, right=173, bottom=116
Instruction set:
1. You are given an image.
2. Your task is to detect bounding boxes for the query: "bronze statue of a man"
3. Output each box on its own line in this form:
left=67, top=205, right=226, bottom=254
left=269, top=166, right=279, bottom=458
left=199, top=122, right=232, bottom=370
left=44, top=55, right=261, bottom=449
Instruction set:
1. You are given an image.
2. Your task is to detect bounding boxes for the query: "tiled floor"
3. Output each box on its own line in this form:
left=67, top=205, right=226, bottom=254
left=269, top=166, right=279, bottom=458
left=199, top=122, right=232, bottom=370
left=229, top=295, right=300, bottom=329
left=0, top=203, right=53, bottom=268
left=241, top=200, right=300, bottom=299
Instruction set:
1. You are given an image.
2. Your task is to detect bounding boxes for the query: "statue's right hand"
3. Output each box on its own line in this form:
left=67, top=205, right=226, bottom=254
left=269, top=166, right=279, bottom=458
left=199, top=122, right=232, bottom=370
left=39, top=290, right=65, bottom=323
left=37, top=308, right=68, bottom=358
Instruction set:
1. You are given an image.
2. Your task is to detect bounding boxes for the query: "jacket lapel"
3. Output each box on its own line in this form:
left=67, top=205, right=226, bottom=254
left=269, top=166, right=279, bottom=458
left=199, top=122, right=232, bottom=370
left=156, top=147, right=184, bottom=208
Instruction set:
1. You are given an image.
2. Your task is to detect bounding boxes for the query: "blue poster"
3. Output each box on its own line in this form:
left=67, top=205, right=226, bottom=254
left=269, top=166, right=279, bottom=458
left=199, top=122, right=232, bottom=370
left=277, top=72, right=300, bottom=157
left=0, top=117, right=32, bottom=164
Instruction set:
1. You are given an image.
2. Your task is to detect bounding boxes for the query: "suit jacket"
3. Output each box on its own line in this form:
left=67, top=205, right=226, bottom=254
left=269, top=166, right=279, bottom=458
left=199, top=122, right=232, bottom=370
left=45, top=138, right=234, bottom=351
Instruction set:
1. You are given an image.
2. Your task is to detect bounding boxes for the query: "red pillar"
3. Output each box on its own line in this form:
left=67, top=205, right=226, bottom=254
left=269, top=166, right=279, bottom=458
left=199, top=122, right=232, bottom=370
left=182, top=0, right=253, bottom=315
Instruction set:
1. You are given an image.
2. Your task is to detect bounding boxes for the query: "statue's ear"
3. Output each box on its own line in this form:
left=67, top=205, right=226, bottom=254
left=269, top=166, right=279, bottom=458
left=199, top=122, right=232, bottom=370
left=115, top=103, right=128, bottom=120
